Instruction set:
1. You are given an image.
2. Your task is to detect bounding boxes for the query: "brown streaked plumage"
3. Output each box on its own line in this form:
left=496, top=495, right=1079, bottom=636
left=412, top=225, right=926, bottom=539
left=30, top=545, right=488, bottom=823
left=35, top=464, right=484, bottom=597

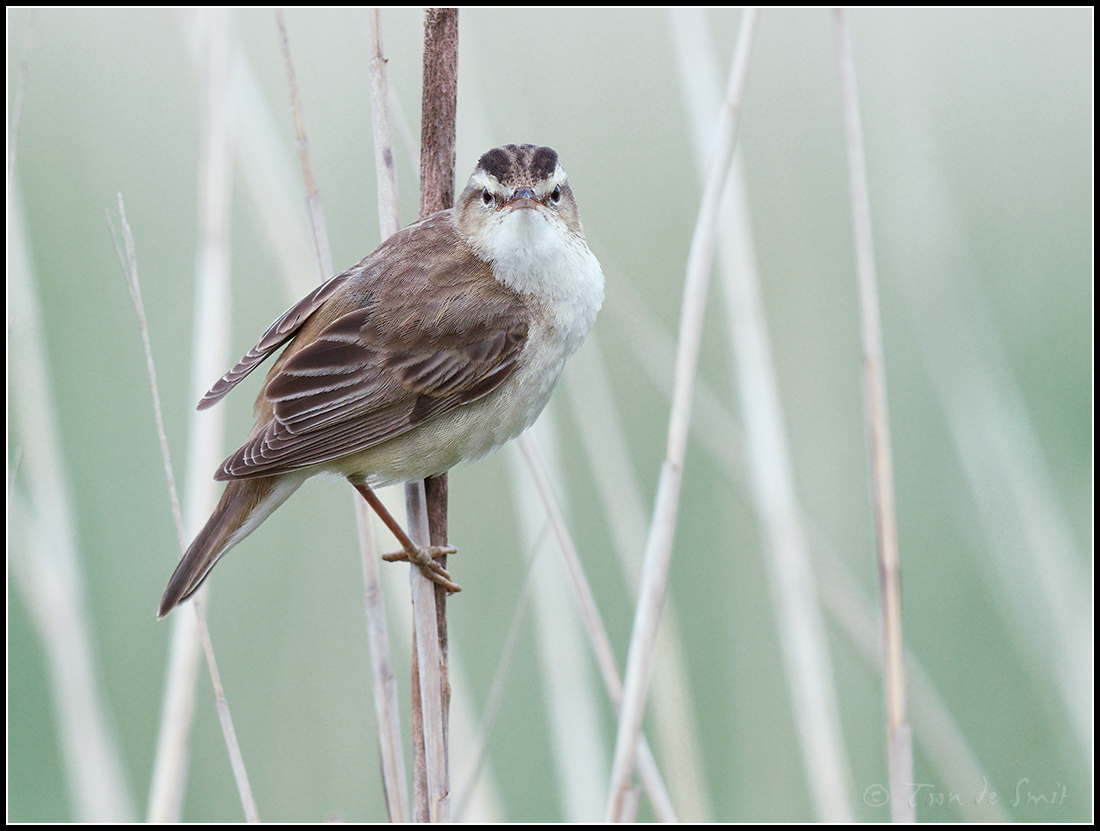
left=159, top=144, right=604, bottom=617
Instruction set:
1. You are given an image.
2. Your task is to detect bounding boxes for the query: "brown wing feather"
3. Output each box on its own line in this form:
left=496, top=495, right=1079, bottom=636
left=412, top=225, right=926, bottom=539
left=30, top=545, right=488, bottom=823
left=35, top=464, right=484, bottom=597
left=213, top=211, right=529, bottom=481
left=198, top=271, right=354, bottom=410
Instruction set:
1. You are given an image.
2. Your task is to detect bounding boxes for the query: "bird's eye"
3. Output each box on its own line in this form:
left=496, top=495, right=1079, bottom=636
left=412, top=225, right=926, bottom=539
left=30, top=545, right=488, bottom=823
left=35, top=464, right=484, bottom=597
left=550, top=185, right=562, bottom=203
left=481, top=188, right=493, bottom=206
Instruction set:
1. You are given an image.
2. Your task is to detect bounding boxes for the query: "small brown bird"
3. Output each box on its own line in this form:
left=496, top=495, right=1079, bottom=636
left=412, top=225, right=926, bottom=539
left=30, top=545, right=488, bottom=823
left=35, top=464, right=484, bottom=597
left=159, top=144, right=604, bottom=617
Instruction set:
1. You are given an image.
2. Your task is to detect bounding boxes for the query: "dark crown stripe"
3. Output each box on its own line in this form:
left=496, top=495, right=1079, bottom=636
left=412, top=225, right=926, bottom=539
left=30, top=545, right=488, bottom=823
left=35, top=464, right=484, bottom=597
left=478, top=144, right=559, bottom=183
left=529, top=146, right=559, bottom=180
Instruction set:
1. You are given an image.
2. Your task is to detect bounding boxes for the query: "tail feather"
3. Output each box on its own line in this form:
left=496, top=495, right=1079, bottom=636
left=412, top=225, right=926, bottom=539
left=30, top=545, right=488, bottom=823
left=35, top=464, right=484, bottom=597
left=158, top=474, right=303, bottom=617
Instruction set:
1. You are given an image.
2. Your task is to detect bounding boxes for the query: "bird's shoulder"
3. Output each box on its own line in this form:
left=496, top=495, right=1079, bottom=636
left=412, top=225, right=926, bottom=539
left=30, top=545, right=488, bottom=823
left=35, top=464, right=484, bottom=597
left=293, top=210, right=526, bottom=347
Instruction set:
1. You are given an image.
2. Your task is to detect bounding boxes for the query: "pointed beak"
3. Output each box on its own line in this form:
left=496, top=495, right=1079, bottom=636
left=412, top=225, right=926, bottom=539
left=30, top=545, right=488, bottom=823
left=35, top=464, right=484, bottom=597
left=504, top=187, right=539, bottom=210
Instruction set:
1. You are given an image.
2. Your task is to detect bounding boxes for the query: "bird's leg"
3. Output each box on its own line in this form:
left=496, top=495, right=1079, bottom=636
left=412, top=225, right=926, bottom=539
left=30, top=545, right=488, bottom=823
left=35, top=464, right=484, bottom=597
left=351, top=481, right=461, bottom=593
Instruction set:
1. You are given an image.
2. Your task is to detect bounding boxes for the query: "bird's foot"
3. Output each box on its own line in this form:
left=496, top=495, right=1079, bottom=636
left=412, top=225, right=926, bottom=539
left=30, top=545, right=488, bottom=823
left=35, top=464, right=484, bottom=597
left=382, top=543, right=461, bottom=593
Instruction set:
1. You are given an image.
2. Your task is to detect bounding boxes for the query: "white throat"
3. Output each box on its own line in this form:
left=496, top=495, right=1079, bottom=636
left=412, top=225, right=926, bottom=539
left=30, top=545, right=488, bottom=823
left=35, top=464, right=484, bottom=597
left=480, top=207, right=603, bottom=311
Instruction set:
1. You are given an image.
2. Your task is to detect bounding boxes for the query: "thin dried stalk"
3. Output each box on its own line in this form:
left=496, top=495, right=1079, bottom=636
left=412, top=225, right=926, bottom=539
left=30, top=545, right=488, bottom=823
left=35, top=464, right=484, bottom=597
left=407, top=7, right=460, bottom=822
left=276, top=10, right=333, bottom=280
left=148, top=10, right=258, bottom=822
left=669, top=8, right=853, bottom=820
left=814, top=540, right=1009, bottom=822
left=832, top=9, right=912, bottom=823
left=565, top=343, right=712, bottom=820
left=367, top=9, right=403, bottom=240
left=418, top=8, right=459, bottom=219
left=406, top=482, right=450, bottom=822
left=519, top=435, right=677, bottom=822
left=362, top=8, right=410, bottom=822
left=607, top=210, right=1007, bottom=821
left=605, top=8, right=758, bottom=821
left=111, top=199, right=193, bottom=821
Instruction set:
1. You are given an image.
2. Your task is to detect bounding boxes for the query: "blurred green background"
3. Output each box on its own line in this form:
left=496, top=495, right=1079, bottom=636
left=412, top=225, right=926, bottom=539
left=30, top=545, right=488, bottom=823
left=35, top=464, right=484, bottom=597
left=8, top=8, right=1091, bottom=822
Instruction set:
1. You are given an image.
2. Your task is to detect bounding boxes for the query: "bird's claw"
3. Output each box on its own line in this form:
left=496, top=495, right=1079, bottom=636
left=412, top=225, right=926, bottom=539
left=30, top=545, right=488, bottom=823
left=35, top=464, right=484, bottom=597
left=382, top=544, right=461, bottom=593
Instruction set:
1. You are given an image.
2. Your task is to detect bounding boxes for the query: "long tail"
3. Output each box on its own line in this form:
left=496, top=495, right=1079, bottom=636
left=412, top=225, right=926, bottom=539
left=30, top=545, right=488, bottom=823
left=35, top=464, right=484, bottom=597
left=158, top=473, right=304, bottom=618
